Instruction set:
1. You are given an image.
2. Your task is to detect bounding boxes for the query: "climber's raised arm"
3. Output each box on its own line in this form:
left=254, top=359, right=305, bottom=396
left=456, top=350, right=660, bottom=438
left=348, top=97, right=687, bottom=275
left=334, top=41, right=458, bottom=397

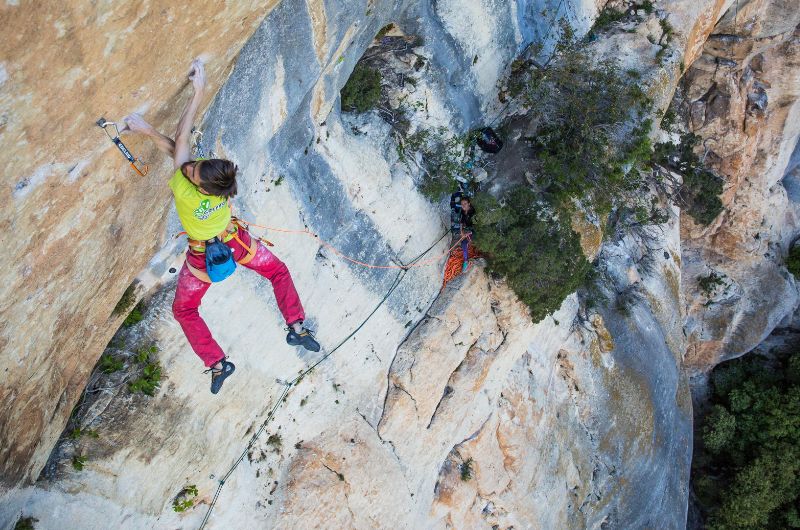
left=173, top=59, right=206, bottom=170
left=122, top=113, right=175, bottom=158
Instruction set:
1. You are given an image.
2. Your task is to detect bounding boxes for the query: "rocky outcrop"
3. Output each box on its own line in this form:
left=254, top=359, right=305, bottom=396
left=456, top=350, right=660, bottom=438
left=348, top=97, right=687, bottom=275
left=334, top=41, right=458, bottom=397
left=678, top=0, right=800, bottom=381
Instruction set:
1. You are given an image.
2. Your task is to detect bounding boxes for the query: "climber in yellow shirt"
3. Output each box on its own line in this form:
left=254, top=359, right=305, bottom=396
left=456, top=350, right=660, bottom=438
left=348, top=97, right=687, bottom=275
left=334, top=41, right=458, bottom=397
left=122, top=59, right=319, bottom=394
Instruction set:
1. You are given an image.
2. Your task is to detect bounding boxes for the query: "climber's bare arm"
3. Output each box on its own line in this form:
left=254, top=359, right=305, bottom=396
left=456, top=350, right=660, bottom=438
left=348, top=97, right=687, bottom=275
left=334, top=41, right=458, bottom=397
left=173, top=59, right=206, bottom=170
left=122, top=114, right=175, bottom=158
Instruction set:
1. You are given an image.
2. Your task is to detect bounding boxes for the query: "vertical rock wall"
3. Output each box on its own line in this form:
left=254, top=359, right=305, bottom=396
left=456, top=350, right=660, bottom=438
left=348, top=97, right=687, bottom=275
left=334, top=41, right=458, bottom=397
left=2, top=0, right=796, bottom=527
left=0, top=0, right=278, bottom=488
left=679, top=0, right=800, bottom=380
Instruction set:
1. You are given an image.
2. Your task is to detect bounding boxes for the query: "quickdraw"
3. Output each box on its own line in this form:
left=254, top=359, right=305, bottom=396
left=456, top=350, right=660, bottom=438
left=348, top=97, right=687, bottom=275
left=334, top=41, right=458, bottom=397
left=96, top=117, right=149, bottom=176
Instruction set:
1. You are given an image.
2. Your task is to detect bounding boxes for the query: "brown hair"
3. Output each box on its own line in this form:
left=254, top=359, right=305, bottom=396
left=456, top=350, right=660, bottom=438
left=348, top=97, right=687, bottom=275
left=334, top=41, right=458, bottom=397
left=198, top=159, right=238, bottom=198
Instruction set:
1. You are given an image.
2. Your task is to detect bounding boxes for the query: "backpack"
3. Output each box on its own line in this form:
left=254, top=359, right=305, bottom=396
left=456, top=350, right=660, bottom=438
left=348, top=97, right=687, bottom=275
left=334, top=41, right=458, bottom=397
left=477, top=127, right=503, bottom=154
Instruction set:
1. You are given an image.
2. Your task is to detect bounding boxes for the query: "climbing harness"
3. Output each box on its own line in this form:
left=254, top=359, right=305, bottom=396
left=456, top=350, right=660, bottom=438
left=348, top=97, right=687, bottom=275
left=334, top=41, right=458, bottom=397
left=96, top=117, right=149, bottom=176
left=178, top=219, right=262, bottom=283
left=197, top=230, right=450, bottom=529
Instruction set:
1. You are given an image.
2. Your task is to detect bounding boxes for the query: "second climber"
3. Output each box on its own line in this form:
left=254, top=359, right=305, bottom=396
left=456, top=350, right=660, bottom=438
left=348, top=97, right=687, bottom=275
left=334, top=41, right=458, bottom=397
left=450, top=186, right=476, bottom=272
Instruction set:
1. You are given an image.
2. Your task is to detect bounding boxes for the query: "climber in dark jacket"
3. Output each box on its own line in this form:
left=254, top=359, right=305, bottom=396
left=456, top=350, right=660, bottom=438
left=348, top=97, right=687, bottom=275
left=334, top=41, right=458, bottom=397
left=450, top=190, right=476, bottom=272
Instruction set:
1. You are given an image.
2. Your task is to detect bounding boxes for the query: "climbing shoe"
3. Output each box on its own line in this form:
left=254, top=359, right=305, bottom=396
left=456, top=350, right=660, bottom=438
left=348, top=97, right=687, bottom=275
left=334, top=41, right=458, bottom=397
left=462, top=261, right=469, bottom=273
left=205, top=359, right=236, bottom=395
left=286, top=327, right=321, bottom=352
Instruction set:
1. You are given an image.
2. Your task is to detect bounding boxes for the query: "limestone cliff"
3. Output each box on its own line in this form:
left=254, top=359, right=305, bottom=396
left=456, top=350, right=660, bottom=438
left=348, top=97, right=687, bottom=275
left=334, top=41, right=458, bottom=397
left=0, top=0, right=276, bottom=487
left=678, top=0, right=800, bottom=384
left=1, top=0, right=798, bottom=529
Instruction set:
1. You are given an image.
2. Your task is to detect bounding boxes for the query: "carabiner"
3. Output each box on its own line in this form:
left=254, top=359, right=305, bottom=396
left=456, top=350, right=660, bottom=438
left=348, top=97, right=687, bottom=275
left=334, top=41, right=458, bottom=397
left=97, top=117, right=149, bottom=176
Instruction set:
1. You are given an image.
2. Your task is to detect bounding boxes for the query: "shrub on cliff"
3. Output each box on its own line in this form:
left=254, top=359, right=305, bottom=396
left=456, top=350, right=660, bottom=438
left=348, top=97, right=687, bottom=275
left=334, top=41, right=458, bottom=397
left=693, top=350, right=800, bottom=529
left=341, top=63, right=382, bottom=113
left=785, top=244, right=800, bottom=277
left=473, top=188, right=590, bottom=322
left=396, top=127, right=475, bottom=200
left=469, top=23, right=656, bottom=321
left=514, top=21, right=654, bottom=208
left=652, top=133, right=723, bottom=225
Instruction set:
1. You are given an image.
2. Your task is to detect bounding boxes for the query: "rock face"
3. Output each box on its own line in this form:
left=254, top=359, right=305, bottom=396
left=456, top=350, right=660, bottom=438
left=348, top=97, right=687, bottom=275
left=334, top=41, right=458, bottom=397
left=0, top=0, right=277, bottom=487
left=679, top=0, right=800, bottom=381
left=1, top=0, right=797, bottom=529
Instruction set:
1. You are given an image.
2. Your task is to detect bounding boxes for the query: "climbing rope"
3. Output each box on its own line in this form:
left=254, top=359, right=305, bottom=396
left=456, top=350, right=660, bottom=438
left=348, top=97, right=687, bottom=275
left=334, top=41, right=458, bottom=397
left=197, top=230, right=449, bottom=529
left=228, top=217, right=466, bottom=271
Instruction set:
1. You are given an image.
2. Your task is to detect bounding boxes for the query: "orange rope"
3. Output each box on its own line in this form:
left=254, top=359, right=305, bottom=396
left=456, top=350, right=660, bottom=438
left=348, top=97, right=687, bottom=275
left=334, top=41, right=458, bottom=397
left=441, top=241, right=479, bottom=289
left=233, top=219, right=465, bottom=270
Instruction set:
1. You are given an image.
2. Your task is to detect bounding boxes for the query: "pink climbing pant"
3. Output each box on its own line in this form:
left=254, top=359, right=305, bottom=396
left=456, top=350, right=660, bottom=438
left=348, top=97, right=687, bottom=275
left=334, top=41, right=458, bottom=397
left=172, top=228, right=306, bottom=367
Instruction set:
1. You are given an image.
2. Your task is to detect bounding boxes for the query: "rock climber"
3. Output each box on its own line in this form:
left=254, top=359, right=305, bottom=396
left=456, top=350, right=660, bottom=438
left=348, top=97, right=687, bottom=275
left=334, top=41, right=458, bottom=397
left=122, top=59, right=320, bottom=394
left=450, top=187, right=476, bottom=272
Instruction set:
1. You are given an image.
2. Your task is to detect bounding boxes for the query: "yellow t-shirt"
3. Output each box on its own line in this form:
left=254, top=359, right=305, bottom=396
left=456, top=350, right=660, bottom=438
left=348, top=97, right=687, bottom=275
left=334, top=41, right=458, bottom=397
left=169, top=165, right=232, bottom=241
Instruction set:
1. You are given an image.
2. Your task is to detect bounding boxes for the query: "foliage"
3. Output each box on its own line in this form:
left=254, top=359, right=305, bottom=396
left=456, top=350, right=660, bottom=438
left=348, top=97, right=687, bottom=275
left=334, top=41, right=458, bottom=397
left=172, top=485, right=198, bottom=513
left=128, top=344, right=162, bottom=396
left=122, top=301, right=144, bottom=327
left=698, top=271, right=725, bottom=297
left=614, top=283, right=642, bottom=316
left=128, top=363, right=162, bottom=396
left=68, top=427, right=98, bottom=440
left=267, top=434, right=282, bottom=450
left=461, top=22, right=663, bottom=322
left=375, top=23, right=395, bottom=40
left=658, top=106, right=678, bottom=133
left=653, top=133, right=723, bottom=225
left=341, top=63, right=382, bottom=113
left=135, top=345, right=158, bottom=364
left=693, top=351, right=800, bottom=529
left=518, top=21, right=654, bottom=207
left=460, top=458, right=474, bottom=481
left=591, top=7, right=627, bottom=33
left=99, top=354, right=124, bottom=374
left=639, top=0, right=655, bottom=14
left=658, top=18, right=674, bottom=45
left=397, top=127, right=476, bottom=200
left=473, top=188, right=591, bottom=322
left=112, top=283, right=138, bottom=317
left=14, top=517, right=38, bottom=530
left=72, top=455, right=86, bottom=471
left=786, top=245, right=800, bottom=277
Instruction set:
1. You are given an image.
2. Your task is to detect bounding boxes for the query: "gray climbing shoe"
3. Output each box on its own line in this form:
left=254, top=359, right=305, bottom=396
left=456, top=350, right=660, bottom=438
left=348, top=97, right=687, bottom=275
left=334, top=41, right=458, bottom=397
left=205, top=359, right=236, bottom=394
left=286, top=327, right=321, bottom=352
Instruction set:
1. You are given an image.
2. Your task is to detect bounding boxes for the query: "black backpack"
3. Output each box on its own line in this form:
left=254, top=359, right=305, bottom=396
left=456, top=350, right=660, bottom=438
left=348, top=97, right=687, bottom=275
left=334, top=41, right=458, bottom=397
left=477, top=127, right=503, bottom=154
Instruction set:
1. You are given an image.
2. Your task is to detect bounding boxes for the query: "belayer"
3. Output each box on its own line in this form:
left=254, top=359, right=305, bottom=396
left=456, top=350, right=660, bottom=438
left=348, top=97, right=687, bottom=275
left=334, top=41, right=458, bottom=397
left=122, top=59, right=320, bottom=394
left=450, top=180, right=476, bottom=272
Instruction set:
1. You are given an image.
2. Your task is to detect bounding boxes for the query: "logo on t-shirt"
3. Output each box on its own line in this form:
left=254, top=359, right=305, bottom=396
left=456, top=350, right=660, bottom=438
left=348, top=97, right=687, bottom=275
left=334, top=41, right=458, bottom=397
left=194, top=198, right=226, bottom=220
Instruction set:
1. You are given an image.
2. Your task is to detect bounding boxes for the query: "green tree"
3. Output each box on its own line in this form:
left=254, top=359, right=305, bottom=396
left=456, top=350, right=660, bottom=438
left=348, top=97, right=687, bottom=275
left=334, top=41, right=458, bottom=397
left=341, top=63, right=382, bottom=113
left=693, top=351, right=800, bottom=529
left=786, top=245, right=800, bottom=277
left=468, top=23, right=656, bottom=321
left=473, top=188, right=590, bottom=322
left=652, top=133, right=723, bottom=225
left=517, top=21, right=653, bottom=207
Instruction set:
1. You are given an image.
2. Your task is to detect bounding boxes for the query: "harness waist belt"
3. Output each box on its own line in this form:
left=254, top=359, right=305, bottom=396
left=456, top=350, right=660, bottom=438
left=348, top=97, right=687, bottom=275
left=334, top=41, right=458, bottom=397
left=185, top=219, right=257, bottom=283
